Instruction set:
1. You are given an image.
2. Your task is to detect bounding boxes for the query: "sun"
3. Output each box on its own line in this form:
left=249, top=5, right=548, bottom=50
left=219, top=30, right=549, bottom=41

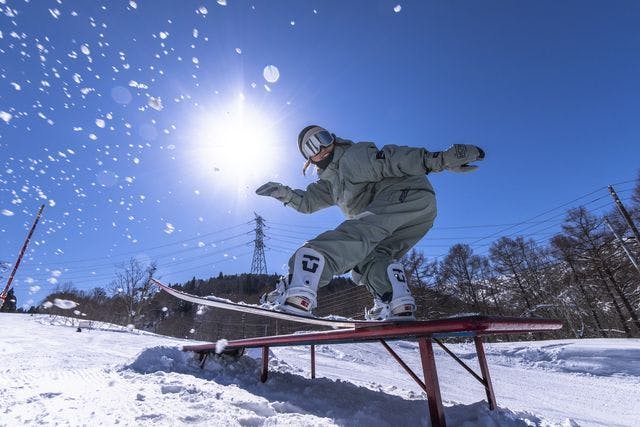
left=191, top=99, right=280, bottom=189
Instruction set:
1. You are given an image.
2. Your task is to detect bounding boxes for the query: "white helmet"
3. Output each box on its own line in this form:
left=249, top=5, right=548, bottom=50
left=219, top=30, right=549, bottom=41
left=298, top=125, right=335, bottom=160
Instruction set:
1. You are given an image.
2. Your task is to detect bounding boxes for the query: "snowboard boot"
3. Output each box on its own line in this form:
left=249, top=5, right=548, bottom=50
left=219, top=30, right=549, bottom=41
left=281, top=247, right=325, bottom=316
left=365, top=262, right=416, bottom=321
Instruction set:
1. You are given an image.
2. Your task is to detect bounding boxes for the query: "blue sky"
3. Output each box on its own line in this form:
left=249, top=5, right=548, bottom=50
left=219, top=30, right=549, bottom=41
left=1, top=0, right=639, bottom=309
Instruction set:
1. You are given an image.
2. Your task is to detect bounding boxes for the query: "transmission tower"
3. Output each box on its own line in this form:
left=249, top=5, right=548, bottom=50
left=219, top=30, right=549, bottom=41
left=250, top=213, right=268, bottom=274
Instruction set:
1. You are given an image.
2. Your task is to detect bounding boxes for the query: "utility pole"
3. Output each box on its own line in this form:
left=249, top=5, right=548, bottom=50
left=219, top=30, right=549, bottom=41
left=0, top=205, right=45, bottom=309
left=608, top=185, right=640, bottom=245
left=604, top=218, right=640, bottom=277
left=250, top=213, right=268, bottom=275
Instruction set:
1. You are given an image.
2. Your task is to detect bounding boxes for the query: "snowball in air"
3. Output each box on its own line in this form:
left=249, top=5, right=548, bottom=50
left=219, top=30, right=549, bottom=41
left=53, top=298, right=78, bottom=309
left=263, top=65, right=280, bottom=83
left=215, top=339, right=229, bottom=354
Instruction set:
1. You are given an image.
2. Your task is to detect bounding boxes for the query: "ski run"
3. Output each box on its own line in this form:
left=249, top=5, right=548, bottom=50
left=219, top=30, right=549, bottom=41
left=0, top=313, right=638, bottom=426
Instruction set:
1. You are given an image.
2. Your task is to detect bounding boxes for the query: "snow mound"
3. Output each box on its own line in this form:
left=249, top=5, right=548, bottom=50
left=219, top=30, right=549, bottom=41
left=488, top=339, right=640, bottom=377
left=125, top=346, right=194, bottom=374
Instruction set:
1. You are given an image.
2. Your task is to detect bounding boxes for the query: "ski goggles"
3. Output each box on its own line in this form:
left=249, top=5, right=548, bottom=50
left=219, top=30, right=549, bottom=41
left=299, top=128, right=334, bottom=160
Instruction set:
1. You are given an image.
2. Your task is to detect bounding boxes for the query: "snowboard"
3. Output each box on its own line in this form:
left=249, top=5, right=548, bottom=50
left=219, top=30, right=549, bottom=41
left=153, top=279, right=369, bottom=328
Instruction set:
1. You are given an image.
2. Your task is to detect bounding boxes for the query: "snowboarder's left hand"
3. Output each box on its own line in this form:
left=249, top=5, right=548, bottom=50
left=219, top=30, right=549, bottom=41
left=424, top=144, right=485, bottom=173
left=255, top=182, right=294, bottom=204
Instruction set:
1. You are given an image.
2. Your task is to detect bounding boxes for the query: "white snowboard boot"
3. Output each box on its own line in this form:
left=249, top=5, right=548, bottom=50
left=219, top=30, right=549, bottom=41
left=365, top=262, right=416, bottom=321
left=281, top=247, right=325, bottom=316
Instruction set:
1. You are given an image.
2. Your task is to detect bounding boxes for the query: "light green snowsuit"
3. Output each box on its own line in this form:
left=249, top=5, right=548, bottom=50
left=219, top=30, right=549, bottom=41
left=286, top=138, right=437, bottom=301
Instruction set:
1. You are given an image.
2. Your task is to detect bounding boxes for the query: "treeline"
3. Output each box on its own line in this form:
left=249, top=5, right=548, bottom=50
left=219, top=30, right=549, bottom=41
left=401, top=177, right=640, bottom=339
left=6, top=174, right=639, bottom=341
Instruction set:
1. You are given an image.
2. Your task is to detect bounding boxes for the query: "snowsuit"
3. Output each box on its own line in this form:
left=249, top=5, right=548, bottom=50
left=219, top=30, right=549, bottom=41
left=285, top=138, right=437, bottom=300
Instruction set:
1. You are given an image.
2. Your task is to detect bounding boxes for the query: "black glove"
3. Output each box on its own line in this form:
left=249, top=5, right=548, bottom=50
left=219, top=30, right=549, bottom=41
left=255, top=182, right=294, bottom=203
left=424, top=144, right=485, bottom=173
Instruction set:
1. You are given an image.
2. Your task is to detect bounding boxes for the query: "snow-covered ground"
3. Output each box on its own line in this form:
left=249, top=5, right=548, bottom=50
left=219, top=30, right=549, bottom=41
left=0, top=313, right=638, bottom=426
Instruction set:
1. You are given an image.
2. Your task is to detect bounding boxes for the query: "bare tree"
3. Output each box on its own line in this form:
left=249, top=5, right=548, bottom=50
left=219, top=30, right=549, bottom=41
left=110, top=258, right=157, bottom=326
left=439, top=244, right=486, bottom=311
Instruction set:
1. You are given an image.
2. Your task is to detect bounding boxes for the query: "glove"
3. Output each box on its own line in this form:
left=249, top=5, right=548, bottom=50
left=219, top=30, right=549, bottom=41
left=424, top=144, right=485, bottom=173
left=255, top=182, right=294, bottom=204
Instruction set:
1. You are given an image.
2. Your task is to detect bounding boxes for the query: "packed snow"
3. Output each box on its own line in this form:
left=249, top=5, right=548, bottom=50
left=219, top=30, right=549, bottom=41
left=0, top=313, right=638, bottom=426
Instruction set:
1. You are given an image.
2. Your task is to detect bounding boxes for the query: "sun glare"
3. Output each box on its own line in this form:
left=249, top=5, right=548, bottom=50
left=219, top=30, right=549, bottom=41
left=191, top=100, right=280, bottom=189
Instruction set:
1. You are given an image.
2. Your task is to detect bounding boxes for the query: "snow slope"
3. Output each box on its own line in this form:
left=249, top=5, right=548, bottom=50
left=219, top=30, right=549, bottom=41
left=0, top=313, right=638, bottom=426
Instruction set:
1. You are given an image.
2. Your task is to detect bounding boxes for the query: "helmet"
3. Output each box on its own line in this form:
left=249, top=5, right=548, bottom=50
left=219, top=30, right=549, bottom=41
left=298, top=125, right=334, bottom=160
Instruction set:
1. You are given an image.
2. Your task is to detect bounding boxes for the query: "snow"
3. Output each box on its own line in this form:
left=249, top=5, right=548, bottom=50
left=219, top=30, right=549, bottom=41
left=0, top=313, right=638, bottom=426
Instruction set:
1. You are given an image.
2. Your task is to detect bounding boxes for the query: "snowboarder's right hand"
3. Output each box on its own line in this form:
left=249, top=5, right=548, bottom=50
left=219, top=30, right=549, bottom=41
left=424, top=144, right=485, bottom=173
left=255, top=182, right=294, bottom=204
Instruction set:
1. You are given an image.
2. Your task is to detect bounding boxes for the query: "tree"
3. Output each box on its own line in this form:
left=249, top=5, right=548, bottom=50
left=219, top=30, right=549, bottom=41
left=561, top=207, right=640, bottom=337
left=110, top=258, right=157, bottom=326
left=439, top=244, right=486, bottom=311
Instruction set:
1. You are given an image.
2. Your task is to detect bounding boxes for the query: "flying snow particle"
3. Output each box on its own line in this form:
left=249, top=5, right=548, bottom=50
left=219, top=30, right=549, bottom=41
left=53, top=298, right=78, bottom=309
left=290, top=21, right=295, bottom=26
left=42, top=301, right=53, bottom=309
left=89, top=133, right=98, bottom=141
left=235, top=48, right=242, bottom=54
left=49, top=8, right=61, bottom=19
left=73, top=310, right=81, bottom=316
left=133, top=157, right=140, bottom=165
left=95, top=118, right=105, bottom=128
left=51, top=270, right=62, bottom=277
left=394, top=5, right=402, bottom=13
left=148, top=96, right=164, bottom=111
left=217, top=0, right=227, bottom=5
left=198, top=6, right=208, bottom=15
left=0, top=111, right=12, bottom=123
left=164, top=223, right=175, bottom=234
left=215, top=339, right=228, bottom=354
left=159, top=31, right=168, bottom=39
left=1, top=209, right=14, bottom=216
left=197, top=241, right=205, bottom=248
left=29, top=286, right=41, bottom=294
left=263, top=65, right=280, bottom=83
left=192, top=28, right=198, bottom=38
left=47, top=277, right=58, bottom=285
left=10, top=82, right=21, bottom=91
left=162, top=307, right=168, bottom=312
left=189, top=328, right=195, bottom=334
left=192, top=57, right=199, bottom=64
left=80, top=44, right=90, bottom=55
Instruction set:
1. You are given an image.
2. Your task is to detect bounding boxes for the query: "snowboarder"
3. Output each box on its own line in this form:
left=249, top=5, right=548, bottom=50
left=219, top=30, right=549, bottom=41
left=256, top=125, right=484, bottom=320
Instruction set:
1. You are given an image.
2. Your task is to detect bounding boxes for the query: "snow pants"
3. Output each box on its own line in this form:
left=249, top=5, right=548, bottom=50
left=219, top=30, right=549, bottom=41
left=288, top=187, right=437, bottom=300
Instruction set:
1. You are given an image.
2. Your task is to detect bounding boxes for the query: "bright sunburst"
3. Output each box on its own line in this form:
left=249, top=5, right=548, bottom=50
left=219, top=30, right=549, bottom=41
left=191, top=98, right=280, bottom=189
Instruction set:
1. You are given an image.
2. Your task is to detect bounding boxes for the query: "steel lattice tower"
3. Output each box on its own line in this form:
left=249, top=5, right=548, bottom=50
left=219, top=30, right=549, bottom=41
left=250, top=213, right=268, bottom=274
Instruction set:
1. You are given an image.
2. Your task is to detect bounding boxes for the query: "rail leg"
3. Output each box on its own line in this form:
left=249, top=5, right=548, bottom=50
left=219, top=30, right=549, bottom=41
left=311, top=345, right=316, bottom=379
left=261, top=346, right=269, bottom=383
left=418, top=337, right=446, bottom=427
left=198, top=352, right=208, bottom=369
left=474, top=336, right=497, bottom=410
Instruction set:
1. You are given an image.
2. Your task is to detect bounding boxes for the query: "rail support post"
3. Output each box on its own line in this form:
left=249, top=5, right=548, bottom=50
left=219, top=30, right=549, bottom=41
left=474, top=336, right=497, bottom=410
left=310, top=344, right=316, bottom=379
left=261, top=346, right=269, bottom=383
left=418, top=337, right=446, bottom=427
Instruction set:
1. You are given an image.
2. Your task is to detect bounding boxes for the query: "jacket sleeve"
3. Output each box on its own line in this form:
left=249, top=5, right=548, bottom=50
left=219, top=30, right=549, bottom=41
left=286, top=179, right=335, bottom=214
left=347, top=142, right=428, bottom=183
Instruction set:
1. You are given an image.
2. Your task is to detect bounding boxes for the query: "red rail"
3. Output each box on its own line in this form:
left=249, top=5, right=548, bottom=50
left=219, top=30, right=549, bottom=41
left=183, top=315, right=562, bottom=427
